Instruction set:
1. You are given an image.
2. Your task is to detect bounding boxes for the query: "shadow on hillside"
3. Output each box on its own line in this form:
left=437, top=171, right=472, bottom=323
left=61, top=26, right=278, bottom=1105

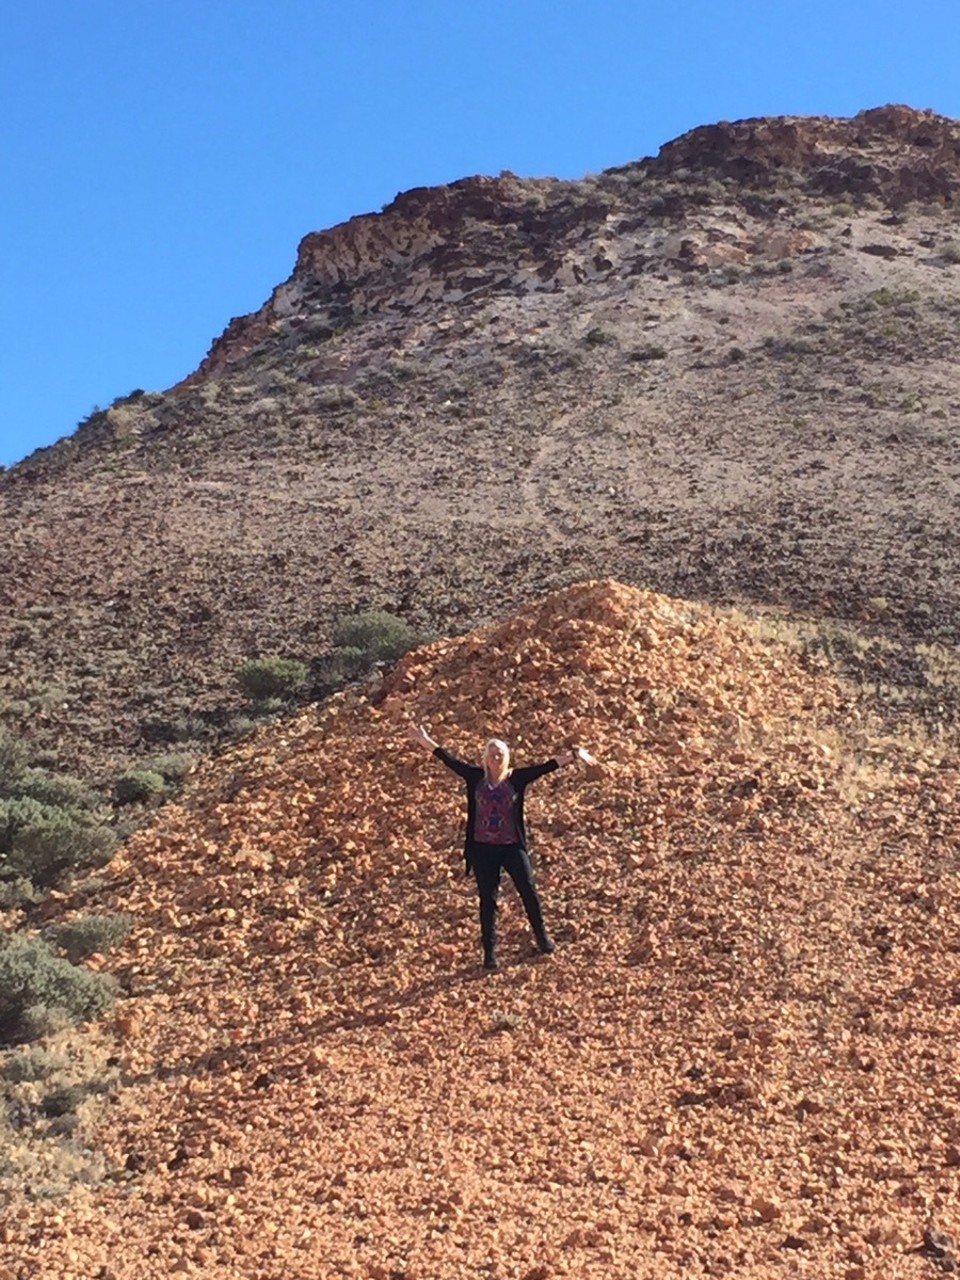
left=122, top=957, right=538, bottom=1091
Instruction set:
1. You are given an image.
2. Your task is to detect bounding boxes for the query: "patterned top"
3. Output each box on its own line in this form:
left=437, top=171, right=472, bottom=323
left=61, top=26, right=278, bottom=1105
left=473, top=777, right=519, bottom=844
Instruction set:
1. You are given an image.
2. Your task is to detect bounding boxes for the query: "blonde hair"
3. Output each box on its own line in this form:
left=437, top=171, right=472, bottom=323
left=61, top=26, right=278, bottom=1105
left=483, top=738, right=511, bottom=781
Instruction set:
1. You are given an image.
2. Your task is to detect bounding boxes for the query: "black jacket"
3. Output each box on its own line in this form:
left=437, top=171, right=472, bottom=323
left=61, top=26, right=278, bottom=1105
left=433, top=747, right=559, bottom=867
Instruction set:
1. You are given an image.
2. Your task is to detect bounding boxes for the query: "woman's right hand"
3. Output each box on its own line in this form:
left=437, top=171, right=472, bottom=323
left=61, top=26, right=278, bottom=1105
left=408, top=722, right=438, bottom=751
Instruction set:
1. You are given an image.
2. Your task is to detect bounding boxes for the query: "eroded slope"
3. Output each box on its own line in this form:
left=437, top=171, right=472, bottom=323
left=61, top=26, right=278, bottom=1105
left=6, top=581, right=960, bottom=1279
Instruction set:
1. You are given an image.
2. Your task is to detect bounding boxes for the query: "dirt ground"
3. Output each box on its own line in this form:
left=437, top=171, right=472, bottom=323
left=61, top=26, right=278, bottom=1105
left=4, top=581, right=960, bottom=1278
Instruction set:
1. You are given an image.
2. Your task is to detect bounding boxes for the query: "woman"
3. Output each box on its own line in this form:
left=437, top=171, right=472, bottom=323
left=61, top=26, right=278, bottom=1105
left=408, top=724, right=595, bottom=971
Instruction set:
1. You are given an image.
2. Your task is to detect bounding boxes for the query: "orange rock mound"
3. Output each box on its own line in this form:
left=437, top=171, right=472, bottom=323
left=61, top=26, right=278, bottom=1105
left=6, top=580, right=960, bottom=1279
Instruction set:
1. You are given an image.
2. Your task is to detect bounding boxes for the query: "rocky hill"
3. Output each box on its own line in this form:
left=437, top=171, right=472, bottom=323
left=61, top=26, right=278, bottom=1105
left=4, top=580, right=959, bottom=1278
left=3, top=104, right=960, bottom=786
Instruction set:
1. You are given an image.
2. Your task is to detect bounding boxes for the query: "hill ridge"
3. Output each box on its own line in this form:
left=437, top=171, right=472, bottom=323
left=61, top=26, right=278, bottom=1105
left=186, top=104, right=960, bottom=384
left=2, top=103, right=960, bottom=800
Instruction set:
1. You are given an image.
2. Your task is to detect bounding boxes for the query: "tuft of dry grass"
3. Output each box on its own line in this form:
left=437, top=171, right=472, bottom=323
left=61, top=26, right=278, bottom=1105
left=0, top=1030, right=118, bottom=1203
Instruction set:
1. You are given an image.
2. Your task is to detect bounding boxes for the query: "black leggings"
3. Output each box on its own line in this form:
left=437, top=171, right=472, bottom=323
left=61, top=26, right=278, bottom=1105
left=468, top=842, right=549, bottom=960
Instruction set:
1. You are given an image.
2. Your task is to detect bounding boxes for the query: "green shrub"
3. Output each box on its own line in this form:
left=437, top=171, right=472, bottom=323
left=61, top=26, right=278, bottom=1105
left=226, top=714, right=257, bottom=738
left=329, top=646, right=369, bottom=682
left=315, top=385, right=358, bottom=410
left=0, top=877, right=41, bottom=910
left=113, top=770, right=167, bottom=806
left=331, top=611, right=421, bottom=666
left=18, top=1004, right=72, bottom=1040
left=0, top=798, right=117, bottom=889
left=146, top=752, right=196, bottom=785
left=869, top=286, right=920, bottom=308
left=237, top=656, right=308, bottom=701
left=0, top=937, right=114, bottom=1042
left=0, top=731, right=27, bottom=786
left=251, top=696, right=287, bottom=718
left=942, top=241, right=960, bottom=265
left=51, top=914, right=132, bottom=963
left=584, top=327, right=611, bottom=346
left=7, top=768, right=99, bottom=811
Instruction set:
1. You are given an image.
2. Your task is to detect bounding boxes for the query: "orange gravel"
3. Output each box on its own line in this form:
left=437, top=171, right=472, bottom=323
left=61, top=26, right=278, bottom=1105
left=5, top=581, right=960, bottom=1280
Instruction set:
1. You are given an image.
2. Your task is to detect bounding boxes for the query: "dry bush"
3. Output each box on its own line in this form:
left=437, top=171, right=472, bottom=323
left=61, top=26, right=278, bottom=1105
left=0, top=936, right=115, bottom=1043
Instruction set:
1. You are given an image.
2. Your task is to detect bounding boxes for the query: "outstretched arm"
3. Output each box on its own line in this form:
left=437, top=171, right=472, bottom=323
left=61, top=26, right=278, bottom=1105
left=513, top=746, right=597, bottom=786
left=408, top=722, right=477, bottom=779
left=517, top=746, right=598, bottom=784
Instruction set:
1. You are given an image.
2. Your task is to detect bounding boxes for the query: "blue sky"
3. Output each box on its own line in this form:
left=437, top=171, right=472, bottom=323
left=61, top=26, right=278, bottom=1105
left=3, top=0, right=959, bottom=467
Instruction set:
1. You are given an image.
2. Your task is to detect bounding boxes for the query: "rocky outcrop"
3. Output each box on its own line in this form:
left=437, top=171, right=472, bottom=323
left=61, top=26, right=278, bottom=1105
left=650, top=104, right=960, bottom=206
left=185, top=173, right=615, bottom=381
left=185, top=105, right=960, bottom=383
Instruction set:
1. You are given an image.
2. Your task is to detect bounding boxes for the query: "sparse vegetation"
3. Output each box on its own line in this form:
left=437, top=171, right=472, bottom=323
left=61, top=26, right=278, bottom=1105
left=315, top=385, right=359, bottom=410
left=629, top=344, right=667, bottom=362
left=141, top=713, right=213, bottom=746
left=113, top=770, right=167, bottom=806
left=51, top=913, right=132, bottom=963
left=237, top=656, right=309, bottom=701
left=0, top=1044, right=71, bottom=1083
left=0, top=1034, right=116, bottom=1199
left=866, top=286, right=920, bottom=308
left=0, top=936, right=115, bottom=1042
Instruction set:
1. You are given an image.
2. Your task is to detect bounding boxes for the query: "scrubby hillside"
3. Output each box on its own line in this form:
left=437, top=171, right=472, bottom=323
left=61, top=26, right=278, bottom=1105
left=5, top=581, right=959, bottom=1279
left=4, top=106, right=960, bottom=784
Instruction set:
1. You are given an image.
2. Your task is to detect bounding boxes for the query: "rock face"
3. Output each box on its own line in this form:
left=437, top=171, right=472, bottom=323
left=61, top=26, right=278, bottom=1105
left=186, top=172, right=618, bottom=379
left=190, top=105, right=960, bottom=380
left=650, top=104, right=960, bottom=205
